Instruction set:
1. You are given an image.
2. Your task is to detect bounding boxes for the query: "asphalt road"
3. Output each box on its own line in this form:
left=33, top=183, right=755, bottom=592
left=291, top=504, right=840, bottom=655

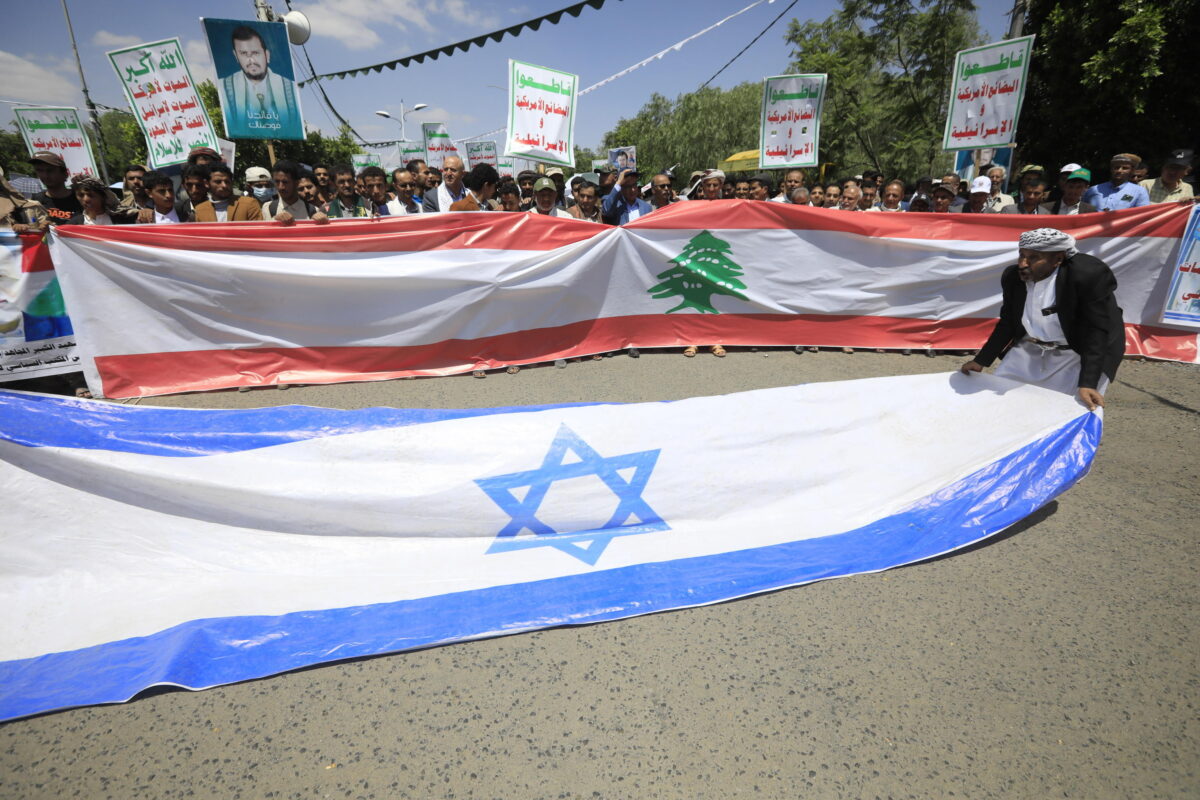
left=3, top=349, right=1197, bottom=799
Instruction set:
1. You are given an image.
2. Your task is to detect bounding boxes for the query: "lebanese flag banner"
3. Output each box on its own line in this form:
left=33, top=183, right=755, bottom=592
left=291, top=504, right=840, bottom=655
left=48, top=202, right=1195, bottom=399
left=0, top=372, right=1098, bottom=720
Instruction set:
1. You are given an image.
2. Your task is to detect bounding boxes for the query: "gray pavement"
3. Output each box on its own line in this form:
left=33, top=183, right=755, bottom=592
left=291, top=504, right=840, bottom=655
left=2, top=349, right=1197, bottom=799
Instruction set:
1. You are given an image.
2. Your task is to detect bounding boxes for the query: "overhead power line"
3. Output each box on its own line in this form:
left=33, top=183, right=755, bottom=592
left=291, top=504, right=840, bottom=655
left=700, top=0, right=799, bottom=89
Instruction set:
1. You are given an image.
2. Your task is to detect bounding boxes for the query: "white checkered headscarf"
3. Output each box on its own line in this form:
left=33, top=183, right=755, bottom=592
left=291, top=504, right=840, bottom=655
left=1018, top=228, right=1077, bottom=257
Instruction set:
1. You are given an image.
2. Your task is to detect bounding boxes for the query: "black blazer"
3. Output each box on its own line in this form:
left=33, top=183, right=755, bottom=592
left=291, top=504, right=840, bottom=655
left=974, top=253, right=1125, bottom=389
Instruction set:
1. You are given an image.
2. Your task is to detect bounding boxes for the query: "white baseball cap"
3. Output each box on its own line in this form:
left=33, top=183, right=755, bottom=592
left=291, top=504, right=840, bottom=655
left=244, top=166, right=271, bottom=182
left=1059, top=162, right=1082, bottom=174
left=970, top=176, right=992, bottom=193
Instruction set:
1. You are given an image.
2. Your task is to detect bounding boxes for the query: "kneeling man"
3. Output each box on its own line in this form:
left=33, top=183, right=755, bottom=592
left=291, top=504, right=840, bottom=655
left=961, top=228, right=1124, bottom=409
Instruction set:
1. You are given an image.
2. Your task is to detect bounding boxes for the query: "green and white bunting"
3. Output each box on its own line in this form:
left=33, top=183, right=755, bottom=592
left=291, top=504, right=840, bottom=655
left=758, top=74, right=826, bottom=170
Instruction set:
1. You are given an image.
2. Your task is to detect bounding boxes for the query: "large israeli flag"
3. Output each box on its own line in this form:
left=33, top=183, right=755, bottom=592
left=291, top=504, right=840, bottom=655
left=0, top=372, right=1100, bottom=720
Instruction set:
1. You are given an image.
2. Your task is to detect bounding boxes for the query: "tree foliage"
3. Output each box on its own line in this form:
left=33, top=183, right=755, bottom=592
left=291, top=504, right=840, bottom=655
left=600, top=84, right=760, bottom=177
left=1018, top=0, right=1199, bottom=177
left=785, top=0, right=981, bottom=180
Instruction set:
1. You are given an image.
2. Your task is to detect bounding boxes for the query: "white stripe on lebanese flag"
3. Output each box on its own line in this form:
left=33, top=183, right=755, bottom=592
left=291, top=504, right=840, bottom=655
left=49, top=203, right=1195, bottom=398
left=0, top=371, right=1099, bottom=720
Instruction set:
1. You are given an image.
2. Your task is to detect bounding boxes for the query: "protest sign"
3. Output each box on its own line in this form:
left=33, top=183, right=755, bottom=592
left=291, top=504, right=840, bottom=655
left=942, top=36, right=1034, bottom=151
left=0, top=233, right=78, bottom=383
left=107, top=38, right=219, bottom=169
left=497, top=157, right=515, bottom=177
left=422, top=123, right=461, bottom=169
left=1159, top=203, right=1200, bottom=329
left=46, top=203, right=1195, bottom=399
left=591, top=159, right=608, bottom=171
left=608, top=147, right=636, bottom=172
left=504, top=59, right=577, bottom=168
left=202, top=18, right=306, bottom=141
left=759, top=74, right=826, bottom=169
left=13, top=107, right=98, bottom=180
left=466, top=141, right=498, bottom=167
left=955, top=146, right=1013, bottom=187
left=217, top=137, right=236, bottom=171
left=351, top=153, right=382, bottom=173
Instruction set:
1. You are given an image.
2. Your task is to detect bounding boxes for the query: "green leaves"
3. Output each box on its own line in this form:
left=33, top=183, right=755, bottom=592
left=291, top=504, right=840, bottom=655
left=601, top=86, right=760, bottom=177
left=1021, top=0, right=1196, bottom=175
left=785, top=0, right=981, bottom=180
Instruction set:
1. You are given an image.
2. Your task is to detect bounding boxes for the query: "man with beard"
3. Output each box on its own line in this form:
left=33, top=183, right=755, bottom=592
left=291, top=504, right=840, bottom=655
left=222, top=25, right=299, bottom=137
left=194, top=163, right=263, bottom=222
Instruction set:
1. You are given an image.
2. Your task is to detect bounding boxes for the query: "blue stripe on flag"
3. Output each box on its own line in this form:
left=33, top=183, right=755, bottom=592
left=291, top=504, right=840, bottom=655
left=0, top=390, right=601, bottom=456
left=0, top=412, right=1100, bottom=722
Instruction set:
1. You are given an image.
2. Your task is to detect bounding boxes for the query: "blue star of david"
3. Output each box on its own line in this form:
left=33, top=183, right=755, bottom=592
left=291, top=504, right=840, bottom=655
left=475, top=424, right=668, bottom=565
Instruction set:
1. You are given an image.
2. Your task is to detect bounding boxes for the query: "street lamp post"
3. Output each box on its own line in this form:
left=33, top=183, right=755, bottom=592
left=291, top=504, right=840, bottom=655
left=375, top=102, right=427, bottom=141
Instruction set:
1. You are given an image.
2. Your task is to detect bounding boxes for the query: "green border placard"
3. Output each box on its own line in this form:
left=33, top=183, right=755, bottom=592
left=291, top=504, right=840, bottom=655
left=106, top=37, right=216, bottom=169
left=758, top=73, right=826, bottom=170
left=504, top=59, right=577, bottom=168
left=941, top=35, right=1035, bottom=152
left=13, top=106, right=99, bottom=177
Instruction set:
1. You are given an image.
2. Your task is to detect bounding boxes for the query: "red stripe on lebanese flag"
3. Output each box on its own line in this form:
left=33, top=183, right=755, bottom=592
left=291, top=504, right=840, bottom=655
left=52, top=202, right=1192, bottom=256
left=626, top=198, right=1192, bottom=241
left=91, top=313, right=1195, bottom=398
left=52, top=211, right=606, bottom=254
left=19, top=234, right=54, bottom=273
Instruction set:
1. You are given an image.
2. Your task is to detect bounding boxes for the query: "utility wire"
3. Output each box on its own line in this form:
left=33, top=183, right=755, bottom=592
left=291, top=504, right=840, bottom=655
left=700, top=0, right=799, bottom=88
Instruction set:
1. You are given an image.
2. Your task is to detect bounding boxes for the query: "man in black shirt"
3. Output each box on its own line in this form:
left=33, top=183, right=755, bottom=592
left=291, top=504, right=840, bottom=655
left=30, top=152, right=81, bottom=226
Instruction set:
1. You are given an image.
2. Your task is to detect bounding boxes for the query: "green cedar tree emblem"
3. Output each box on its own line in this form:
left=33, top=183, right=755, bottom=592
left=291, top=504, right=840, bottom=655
left=647, top=230, right=750, bottom=314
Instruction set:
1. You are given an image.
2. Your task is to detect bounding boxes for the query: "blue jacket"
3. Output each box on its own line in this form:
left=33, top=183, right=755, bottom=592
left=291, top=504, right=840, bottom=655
left=602, top=186, right=652, bottom=225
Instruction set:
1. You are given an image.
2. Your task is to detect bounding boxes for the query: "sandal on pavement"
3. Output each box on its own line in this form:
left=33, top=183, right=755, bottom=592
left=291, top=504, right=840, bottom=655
left=683, top=346, right=698, bottom=358
left=710, top=345, right=726, bottom=357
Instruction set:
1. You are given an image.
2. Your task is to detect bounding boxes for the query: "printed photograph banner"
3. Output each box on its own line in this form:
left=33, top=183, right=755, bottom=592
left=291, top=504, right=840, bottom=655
left=202, top=18, right=306, bottom=141
left=422, top=122, right=461, bottom=170
left=0, top=233, right=79, bottom=383
left=942, top=35, right=1034, bottom=151
left=608, top=146, right=636, bottom=172
left=466, top=141, right=498, bottom=167
left=13, top=107, right=98, bottom=180
left=504, top=59, right=577, bottom=168
left=107, top=38, right=218, bottom=169
left=1159, top=203, right=1200, bottom=329
left=759, top=74, right=826, bottom=170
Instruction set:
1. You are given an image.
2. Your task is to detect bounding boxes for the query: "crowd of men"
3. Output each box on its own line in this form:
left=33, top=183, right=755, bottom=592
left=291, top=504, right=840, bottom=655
left=2, top=146, right=1194, bottom=233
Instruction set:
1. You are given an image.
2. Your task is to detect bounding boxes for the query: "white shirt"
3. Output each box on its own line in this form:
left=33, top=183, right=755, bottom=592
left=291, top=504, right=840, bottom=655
left=385, top=197, right=423, bottom=216
left=278, top=197, right=310, bottom=220
left=212, top=199, right=230, bottom=223
left=1022, top=268, right=1066, bottom=344
left=527, top=206, right=573, bottom=218
left=1058, top=202, right=1083, bottom=216
left=83, top=213, right=112, bottom=225
left=154, top=207, right=180, bottom=224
